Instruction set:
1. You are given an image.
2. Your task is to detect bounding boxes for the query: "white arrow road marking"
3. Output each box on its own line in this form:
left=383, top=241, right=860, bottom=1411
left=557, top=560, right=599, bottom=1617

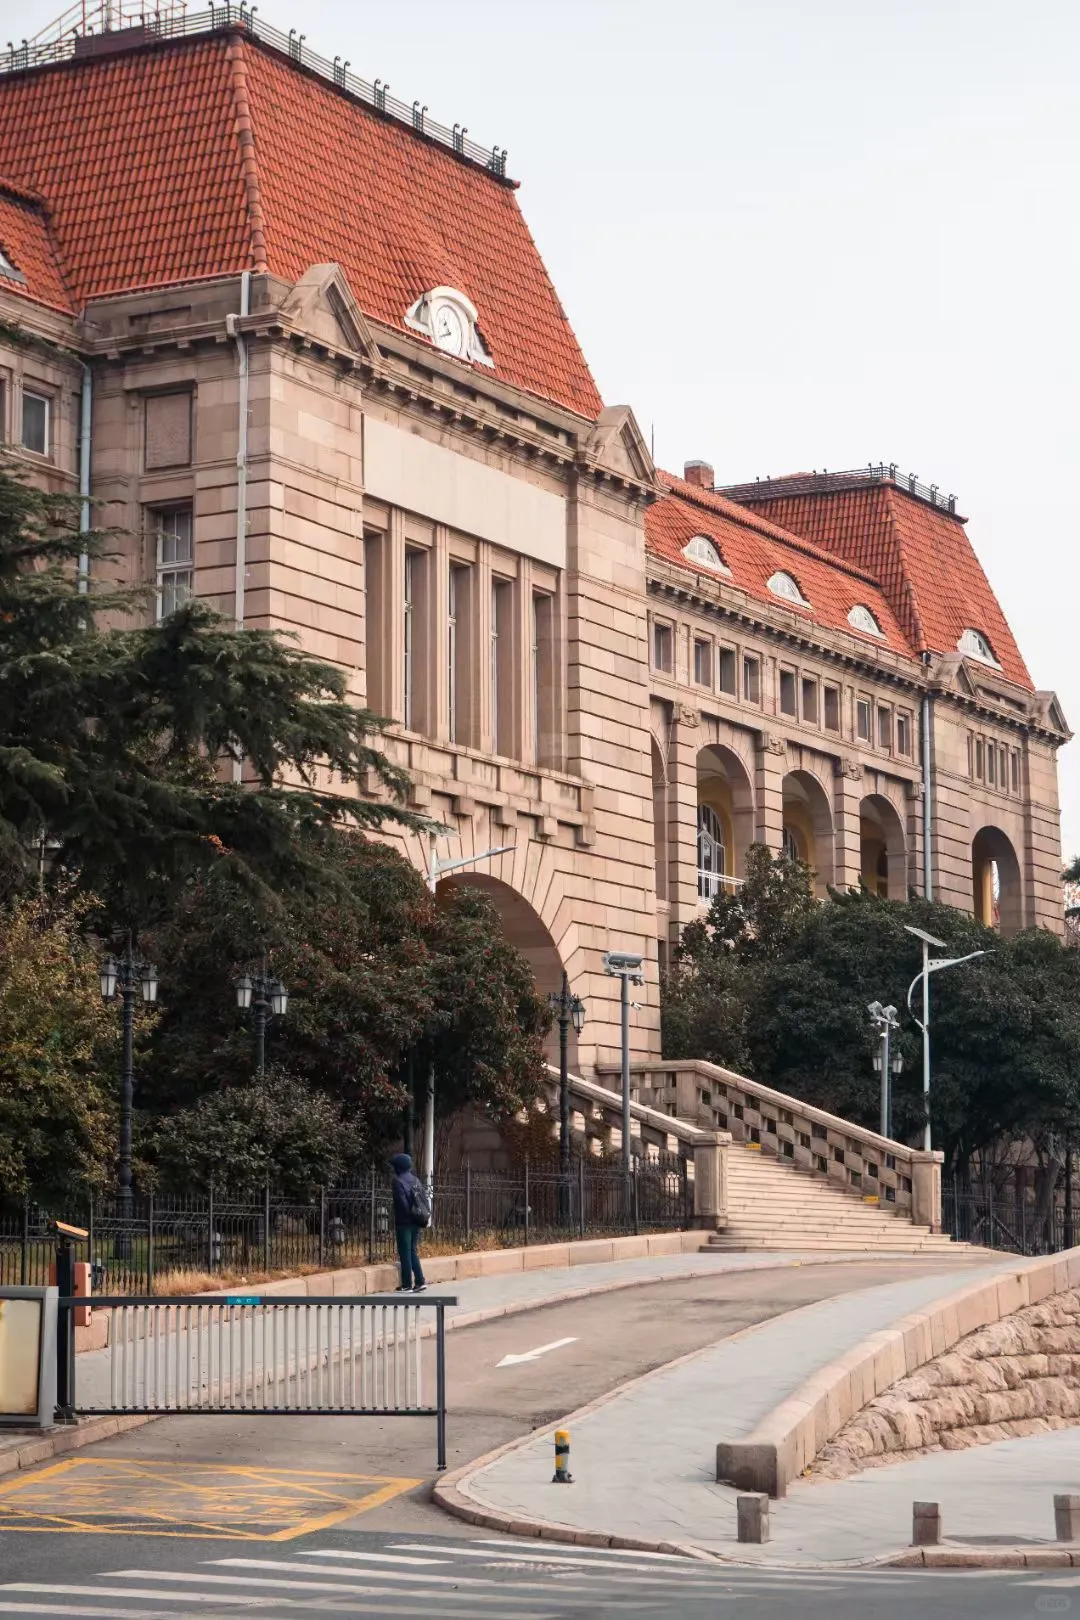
left=496, top=1336, right=577, bottom=1368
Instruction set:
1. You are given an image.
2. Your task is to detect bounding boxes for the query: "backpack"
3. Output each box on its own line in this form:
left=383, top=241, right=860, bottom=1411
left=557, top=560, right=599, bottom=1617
left=409, top=1179, right=432, bottom=1229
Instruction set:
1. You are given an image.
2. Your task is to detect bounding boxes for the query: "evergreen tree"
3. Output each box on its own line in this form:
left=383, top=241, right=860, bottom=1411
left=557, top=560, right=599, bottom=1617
left=0, top=461, right=421, bottom=921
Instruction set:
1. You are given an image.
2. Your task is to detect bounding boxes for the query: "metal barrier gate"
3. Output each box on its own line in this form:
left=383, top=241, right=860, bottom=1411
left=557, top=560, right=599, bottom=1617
left=58, top=1294, right=456, bottom=1469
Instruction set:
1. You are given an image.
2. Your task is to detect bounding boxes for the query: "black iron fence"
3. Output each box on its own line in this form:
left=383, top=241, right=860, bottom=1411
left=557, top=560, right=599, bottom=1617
left=944, top=1186, right=1078, bottom=1257
left=1, top=1154, right=692, bottom=1297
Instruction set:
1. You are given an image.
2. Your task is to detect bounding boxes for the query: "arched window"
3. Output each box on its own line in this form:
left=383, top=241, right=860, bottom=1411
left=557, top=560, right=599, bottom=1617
left=958, top=628, right=1000, bottom=667
left=697, top=804, right=727, bottom=900
left=848, top=603, right=884, bottom=637
left=683, top=534, right=732, bottom=576
left=781, top=825, right=801, bottom=864
left=767, top=571, right=809, bottom=606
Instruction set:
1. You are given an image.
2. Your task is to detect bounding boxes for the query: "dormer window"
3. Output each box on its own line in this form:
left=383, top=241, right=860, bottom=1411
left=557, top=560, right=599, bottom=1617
left=766, top=570, right=809, bottom=606
left=958, top=628, right=1001, bottom=668
left=0, top=243, right=25, bottom=284
left=404, top=285, right=493, bottom=367
left=683, top=534, right=731, bottom=575
left=848, top=603, right=884, bottom=637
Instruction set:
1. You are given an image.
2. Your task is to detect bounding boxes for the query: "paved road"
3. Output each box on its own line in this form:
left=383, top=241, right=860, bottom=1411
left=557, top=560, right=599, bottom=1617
left=0, top=1257, right=998, bottom=1616
left=0, top=1529, right=1074, bottom=1617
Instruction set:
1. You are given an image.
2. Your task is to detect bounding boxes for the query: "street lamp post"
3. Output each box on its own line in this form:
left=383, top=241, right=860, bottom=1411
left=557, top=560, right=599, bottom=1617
left=236, top=959, right=288, bottom=1077
left=423, top=831, right=515, bottom=1202
left=99, top=936, right=158, bottom=1211
left=548, top=973, right=586, bottom=1211
left=904, top=924, right=990, bottom=1152
left=867, top=1001, right=902, bottom=1139
left=603, top=951, right=645, bottom=1175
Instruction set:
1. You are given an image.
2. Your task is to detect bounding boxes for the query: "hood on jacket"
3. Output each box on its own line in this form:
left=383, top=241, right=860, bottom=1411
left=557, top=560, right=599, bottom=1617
left=390, top=1153, right=413, bottom=1174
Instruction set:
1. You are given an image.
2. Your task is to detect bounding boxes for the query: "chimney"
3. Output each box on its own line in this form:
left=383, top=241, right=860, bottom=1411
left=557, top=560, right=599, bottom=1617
left=684, top=460, right=714, bottom=490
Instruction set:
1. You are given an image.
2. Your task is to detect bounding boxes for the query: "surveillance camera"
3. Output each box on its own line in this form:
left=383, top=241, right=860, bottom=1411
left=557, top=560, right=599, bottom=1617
left=603, top=950, right=645, bottom=974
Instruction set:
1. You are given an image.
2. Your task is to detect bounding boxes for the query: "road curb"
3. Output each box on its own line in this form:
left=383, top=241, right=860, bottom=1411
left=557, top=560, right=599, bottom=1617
left=0, top=1251, right=981, bottom=1486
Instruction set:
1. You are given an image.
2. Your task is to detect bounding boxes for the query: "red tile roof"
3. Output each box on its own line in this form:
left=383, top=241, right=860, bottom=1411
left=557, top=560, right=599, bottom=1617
left=0, top=183, right=72, bottom=313
left=0, top=31, right=602, bottom=419
left=649, top=472, right=915, bottom=660
left=733, top=479, right=1032, bottom=690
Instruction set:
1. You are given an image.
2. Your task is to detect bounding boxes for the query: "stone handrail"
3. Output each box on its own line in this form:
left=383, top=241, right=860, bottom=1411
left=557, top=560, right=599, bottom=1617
left=599, top=1059, right=942, bottom=1232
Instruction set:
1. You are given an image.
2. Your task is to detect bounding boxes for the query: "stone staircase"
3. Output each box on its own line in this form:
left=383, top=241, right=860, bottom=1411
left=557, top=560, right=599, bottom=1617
left=710, top=1142, right=962, bottom=1253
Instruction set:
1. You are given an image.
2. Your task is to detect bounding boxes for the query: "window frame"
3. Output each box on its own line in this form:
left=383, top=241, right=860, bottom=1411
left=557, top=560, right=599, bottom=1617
left=779, top=667, right=798, bottom=718
left=823, top=684, right=841, bottom=733
left=21, top=386, right=50, bottom=457
left=652, top=618, right=674, bottom=675
left=151, top=503, right=194, bottom=622
left=742, top=654, right=761, bottom=705
left=877, top=705, right=892, bottom=751
left=693, top=635, right=713, bottom=689
left=717, top=645, right=737, bottom=696
left=896, top=712, right=911, bottom=757
left=856, top=697, right=872, bottom=742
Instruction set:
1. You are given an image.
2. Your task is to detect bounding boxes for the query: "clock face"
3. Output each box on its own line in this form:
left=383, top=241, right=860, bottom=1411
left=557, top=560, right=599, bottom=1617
left=431, top=299, right=467, bottom=356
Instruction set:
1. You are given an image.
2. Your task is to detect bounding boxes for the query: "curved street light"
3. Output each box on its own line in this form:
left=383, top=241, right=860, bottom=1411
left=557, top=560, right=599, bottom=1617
left=904, top=924, right=991, bottom=1151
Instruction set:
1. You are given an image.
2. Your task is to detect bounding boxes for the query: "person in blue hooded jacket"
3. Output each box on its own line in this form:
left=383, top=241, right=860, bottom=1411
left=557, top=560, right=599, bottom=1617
left=390, top=1152, right=427, bottom=1293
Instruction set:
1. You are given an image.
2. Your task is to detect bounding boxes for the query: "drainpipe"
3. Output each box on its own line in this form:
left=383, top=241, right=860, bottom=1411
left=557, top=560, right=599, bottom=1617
left=77, top=364, right=92, bottom=592
left=225, top=271, right=251, bottom=784
left=921, top=652, right=933, bottom=900
left=225, top=269, right=251, bottom=630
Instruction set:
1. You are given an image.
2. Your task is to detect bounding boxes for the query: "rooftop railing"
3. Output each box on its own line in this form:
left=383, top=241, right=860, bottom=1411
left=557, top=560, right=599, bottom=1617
left=3, top=2, right=511, bottom=181
left=720, top=464, right=960, bottom=517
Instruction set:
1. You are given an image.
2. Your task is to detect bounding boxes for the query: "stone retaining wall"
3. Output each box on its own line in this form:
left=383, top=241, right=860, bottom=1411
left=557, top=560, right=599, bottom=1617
left=814, top=1287, right=1080, bottom=1481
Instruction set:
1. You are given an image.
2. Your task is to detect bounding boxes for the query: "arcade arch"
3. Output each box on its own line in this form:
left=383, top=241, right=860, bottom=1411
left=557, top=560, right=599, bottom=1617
left=971, top=826, right=1023, bottom=936
left=781, top=769, right=834, bottom=893
left=860, top=793, right=907, bottom=899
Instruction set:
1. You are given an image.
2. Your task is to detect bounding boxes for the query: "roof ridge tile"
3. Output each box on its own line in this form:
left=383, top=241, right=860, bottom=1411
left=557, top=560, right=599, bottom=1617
left=226, top=35, right=267, bottom=273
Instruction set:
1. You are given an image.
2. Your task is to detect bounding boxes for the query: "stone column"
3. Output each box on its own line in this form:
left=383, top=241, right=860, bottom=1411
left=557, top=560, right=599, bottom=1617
left=693, top=1130, right=730, bottom=1230
left=667, top=707, right=702, bottom=940
left=911, top=1150, right=943, bottom=1233
left=832, top=758, right=864, bottom=892
left=754, top=732, right=786, bottom=853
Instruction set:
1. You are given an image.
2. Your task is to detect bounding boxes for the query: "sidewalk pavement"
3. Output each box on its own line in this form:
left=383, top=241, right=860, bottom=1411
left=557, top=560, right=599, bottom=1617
left=2, top=1245, right=970, bottom=1477
left=448, top=1255, right=1035, bottom=1566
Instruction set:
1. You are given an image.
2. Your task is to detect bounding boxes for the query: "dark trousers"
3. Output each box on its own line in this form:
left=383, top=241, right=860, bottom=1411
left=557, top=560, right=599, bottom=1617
left=395, top=1223, right=425, bottom=1290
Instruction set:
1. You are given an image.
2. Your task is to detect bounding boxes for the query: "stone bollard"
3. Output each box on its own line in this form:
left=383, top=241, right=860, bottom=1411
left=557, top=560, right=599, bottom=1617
left=1054, top=1495, right=1080, bottom=1541
left=737, top=1493, right=770, bottom=1544
left=912, top=1502, right=941, bottom=1547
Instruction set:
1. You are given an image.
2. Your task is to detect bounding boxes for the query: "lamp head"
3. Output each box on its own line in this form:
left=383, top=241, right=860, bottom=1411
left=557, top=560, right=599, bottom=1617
left=904, top=924, right=948, bottom=950
left=571, top=997, right=586, bottom=1036
left=99, top=955, right=118, bottom=1002
left=236, top=972, right=253, bottom=1010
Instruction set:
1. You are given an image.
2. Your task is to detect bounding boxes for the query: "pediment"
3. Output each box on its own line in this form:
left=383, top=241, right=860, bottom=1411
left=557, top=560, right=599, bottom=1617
left=582, top=405, right=657, bottom=486
left=279, top=264, right=379, bottom=360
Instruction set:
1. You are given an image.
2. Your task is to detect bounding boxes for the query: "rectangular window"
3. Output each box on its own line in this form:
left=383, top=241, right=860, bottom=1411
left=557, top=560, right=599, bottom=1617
left=779, top=668, right=797, bottom=717
left=532, top=591, right=554, bottom=766
left=877, top=707, right=892, bottom=750
left=693, top=637, right=712, bottom=687
left=856, top=698, right=872, bottom=742
left=968, top=733, right=974, bottom=777
left=22, top=389, right=49, bottom=456
left=448, top=564, right=470, bottom=744
left=491, top=578, right=514, bottom=755
left=718, top=646, right=737, bottom=695
left=404, top=550, right=417, bottom=730
left=987, top=743, right=996, bottom=786
left=652, top=619, right=673, bottom=674
left=896, top=712, right=911, bottom=756
left=363, top=531, right=387, bottom=716
left=742, top=655, right=760, bottom=705
left=801, top=678, right=819, bottom=725
left=0, top=377, right=7, bottom=441
left=152, top=505, right=194, bottom=620
left=823, top=685, right=840, bottom=732
left=975, top=739, right=985, bottom=779
left=1001, top=746, right=1009, bottom=790
left=1011, top=750, right=1020, bottom=793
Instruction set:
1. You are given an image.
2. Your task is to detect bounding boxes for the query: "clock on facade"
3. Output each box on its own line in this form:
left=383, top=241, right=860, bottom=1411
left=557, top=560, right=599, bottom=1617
left=404, top=285, right=494, bottom=367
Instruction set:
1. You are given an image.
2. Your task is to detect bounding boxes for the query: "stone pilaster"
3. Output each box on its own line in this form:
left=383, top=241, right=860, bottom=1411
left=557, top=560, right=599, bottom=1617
left=667, top=707, right=702, bottom=941
left=754, top=732, right=786, bottom=853
left=832, top=757, right=864, bottom=891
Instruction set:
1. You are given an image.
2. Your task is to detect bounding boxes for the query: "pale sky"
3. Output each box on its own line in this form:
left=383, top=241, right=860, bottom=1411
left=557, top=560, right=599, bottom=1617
left=19, top=0, right=1080, bottom=859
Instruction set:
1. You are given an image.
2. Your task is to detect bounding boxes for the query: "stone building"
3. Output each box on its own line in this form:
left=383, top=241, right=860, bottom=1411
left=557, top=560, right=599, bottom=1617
left=0, top=9, right=1068, bottom=1077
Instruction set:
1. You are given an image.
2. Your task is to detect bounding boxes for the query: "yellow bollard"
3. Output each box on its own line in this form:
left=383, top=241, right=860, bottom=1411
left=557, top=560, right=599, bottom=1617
left=552, top=1428, right=573, bottom=1484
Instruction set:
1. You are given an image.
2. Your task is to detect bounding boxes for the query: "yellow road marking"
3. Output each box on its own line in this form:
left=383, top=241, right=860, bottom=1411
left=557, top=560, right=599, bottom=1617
left=0, top=1459, right=421, bottom=1540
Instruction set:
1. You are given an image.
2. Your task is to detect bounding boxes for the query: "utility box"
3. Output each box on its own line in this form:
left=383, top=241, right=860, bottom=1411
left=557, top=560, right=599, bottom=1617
left=0, top=1287, right=58, bottom=1428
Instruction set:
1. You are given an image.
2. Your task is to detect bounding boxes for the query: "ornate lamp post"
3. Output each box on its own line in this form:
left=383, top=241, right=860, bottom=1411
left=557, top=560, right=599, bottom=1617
left=236, top=959, right=288, bottom=1077
left=548, top=973, right=586, bottom=1195
left=99, top=937, right=158, bottom=1212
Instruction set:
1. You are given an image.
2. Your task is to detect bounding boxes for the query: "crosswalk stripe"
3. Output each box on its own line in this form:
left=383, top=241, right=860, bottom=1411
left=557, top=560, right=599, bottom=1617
left=471, top=1538, right=690, bottom=1562
left=294, top=1551, right=452, bottom=1568
left=211, top=1556, right=720, bottom=1592
left=313, top=1546, right=715, bottom=1580
left=0, top=1590, right=267, bottom=1608
left=109, top=1568, right=640, bottom=1607
left=382, top=1543, right=706, bottom=1574
left=0, top=1607, right=170, bottom=1618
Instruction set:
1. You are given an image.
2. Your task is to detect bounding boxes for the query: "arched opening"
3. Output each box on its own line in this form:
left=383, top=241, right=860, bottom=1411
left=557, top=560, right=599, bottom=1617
left=860, top=793, right=907, bottom=899
left=782, top=769, right=834, bottom=894
left=697, top=744, right=754, bottom=901
left=439, top=873, right=567, bottom=1064
left=651, top=735, right=668, bottom=903
left=972, top=827, right=1023, bottom=936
